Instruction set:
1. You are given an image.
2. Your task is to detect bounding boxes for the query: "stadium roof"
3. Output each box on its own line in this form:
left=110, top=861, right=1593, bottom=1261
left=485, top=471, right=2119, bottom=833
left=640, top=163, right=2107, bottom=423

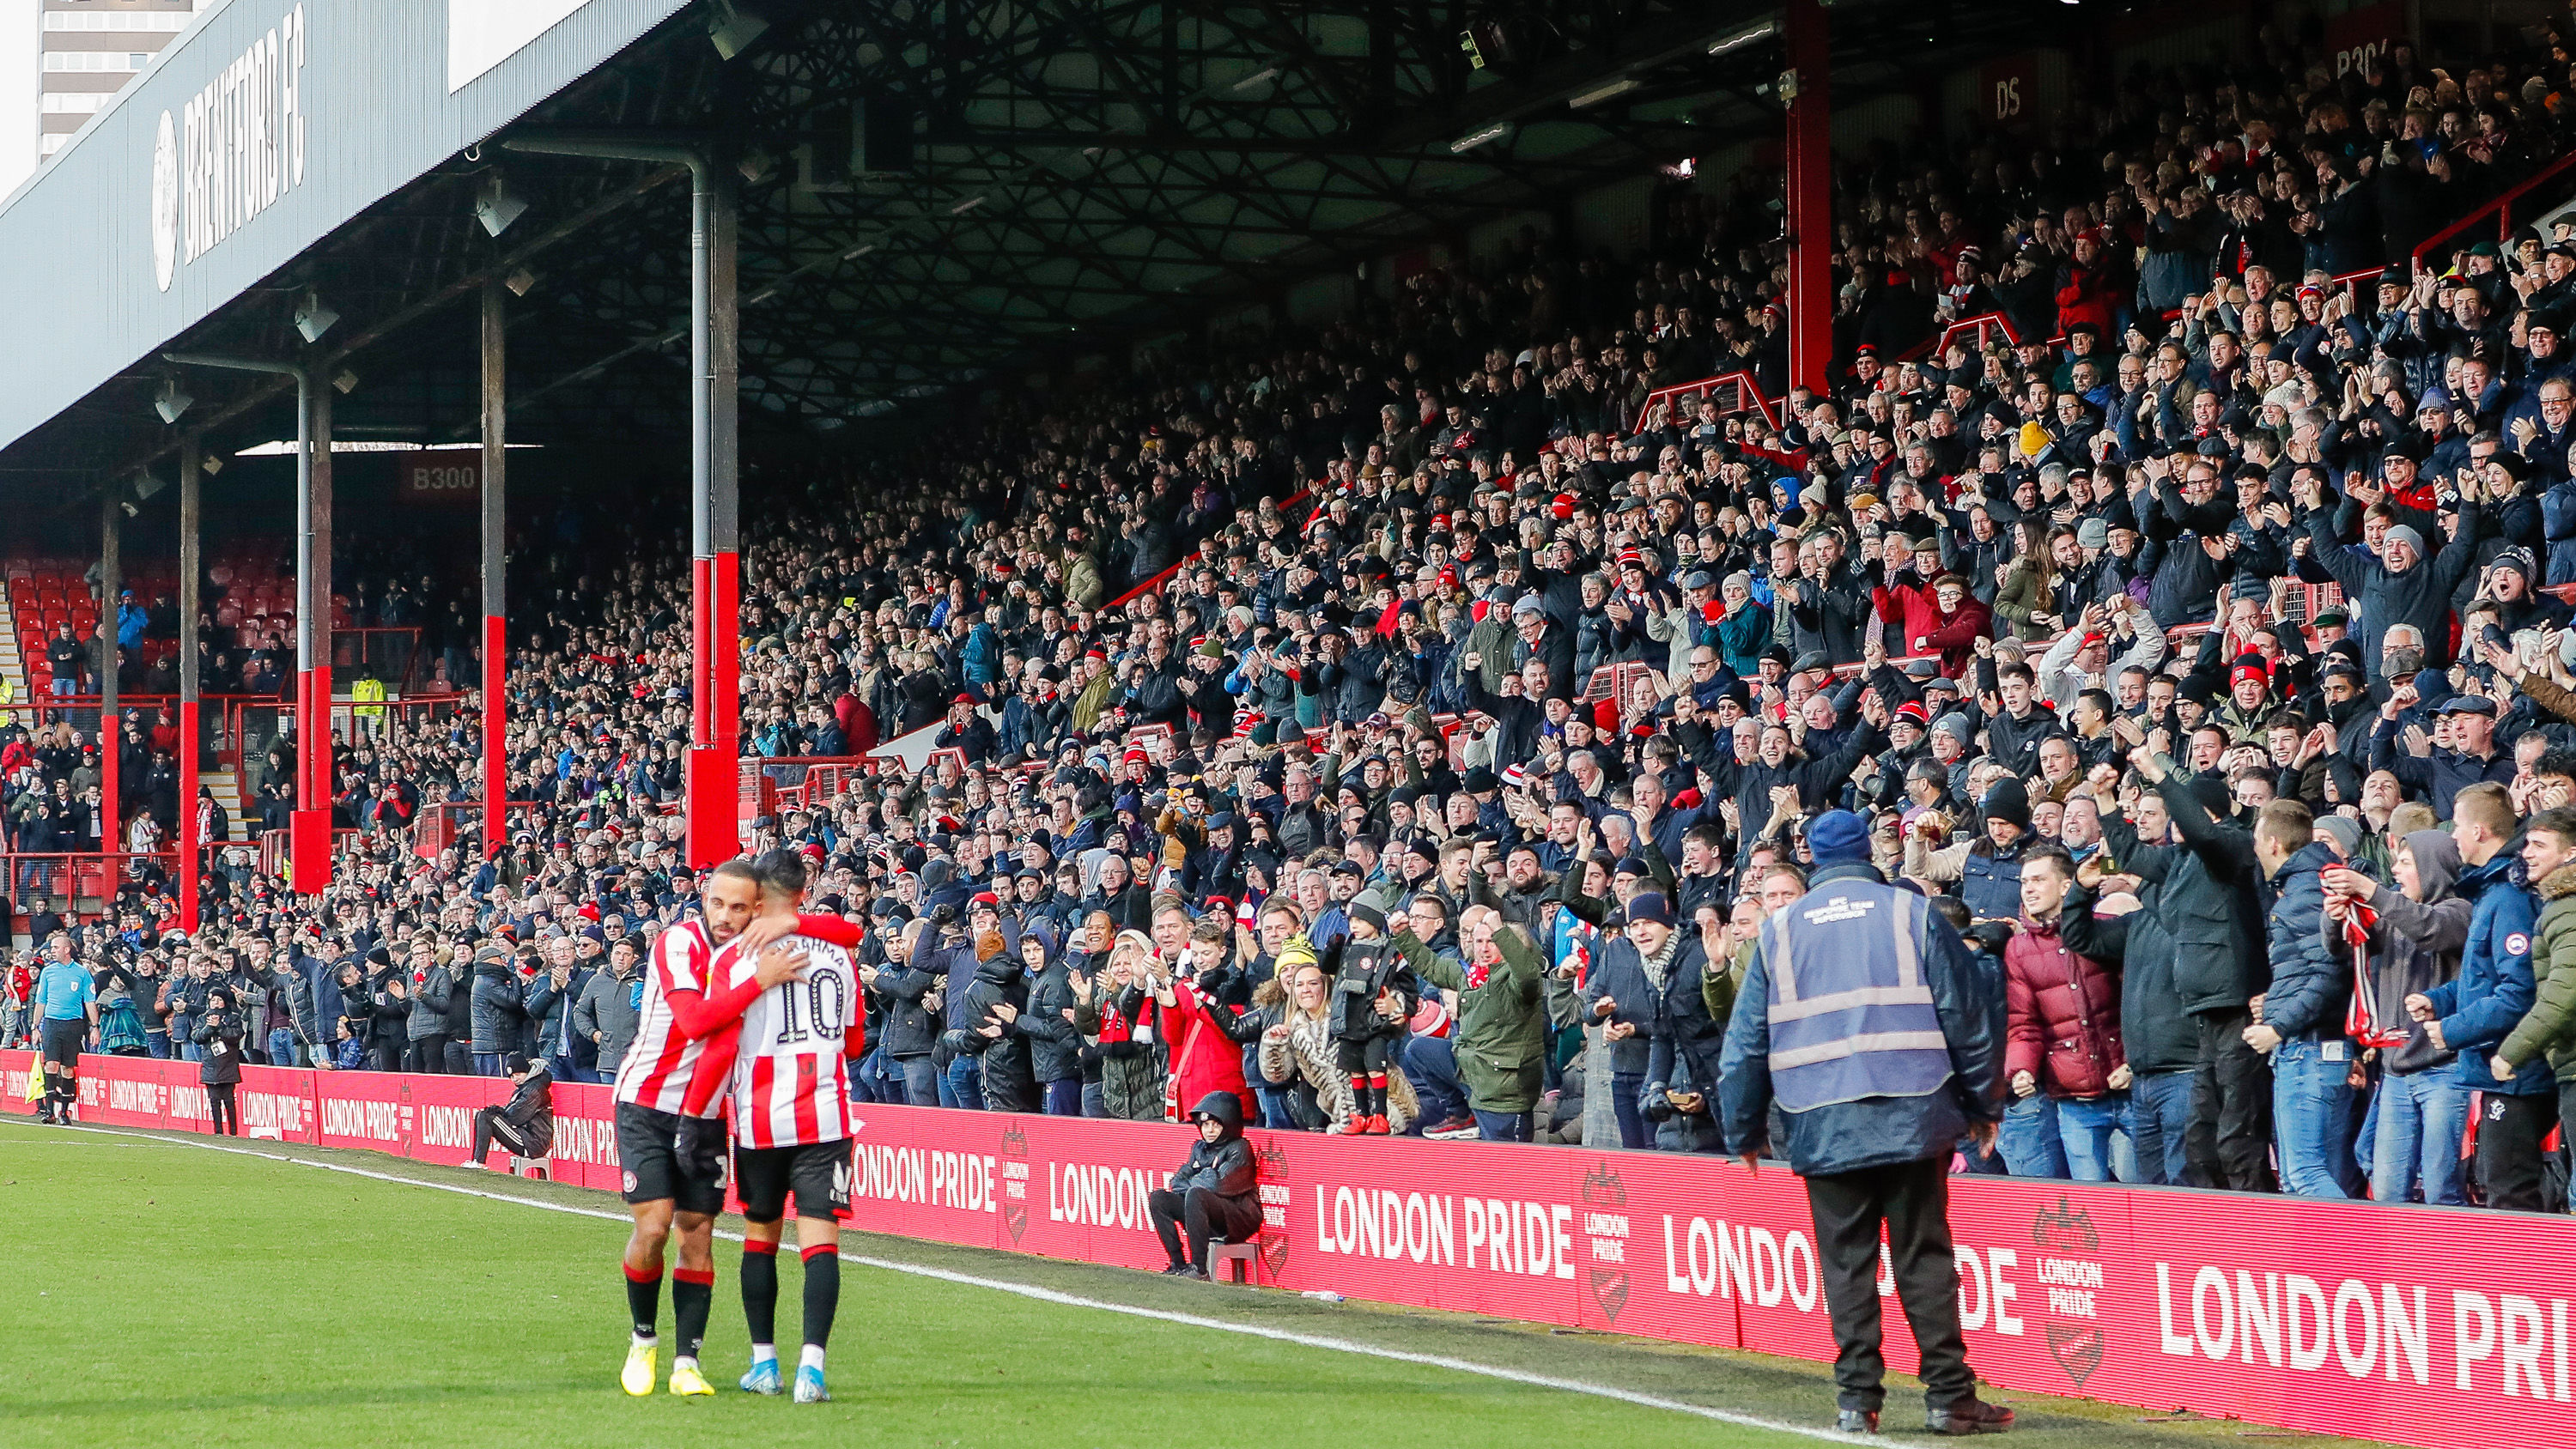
left=0, top=0, right=2057, bottom=498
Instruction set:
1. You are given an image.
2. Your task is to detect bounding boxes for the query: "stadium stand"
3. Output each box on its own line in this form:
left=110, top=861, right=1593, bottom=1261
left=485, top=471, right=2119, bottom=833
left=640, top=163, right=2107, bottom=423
left=17, top=12, right=2576, bottom=1216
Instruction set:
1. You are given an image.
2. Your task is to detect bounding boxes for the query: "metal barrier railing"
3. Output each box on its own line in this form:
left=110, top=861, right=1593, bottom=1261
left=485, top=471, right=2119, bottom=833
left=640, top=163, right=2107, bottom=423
left=331, top=627, right=425, bottom=693
left=3, top=850, right=179, bottom=913
left=1632, top=369, right=1783, bottom=433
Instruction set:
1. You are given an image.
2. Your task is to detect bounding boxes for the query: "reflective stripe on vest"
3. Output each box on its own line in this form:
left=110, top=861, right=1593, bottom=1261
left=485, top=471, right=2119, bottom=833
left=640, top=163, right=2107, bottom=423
left=1763, top=880, right=1953, bottom=1112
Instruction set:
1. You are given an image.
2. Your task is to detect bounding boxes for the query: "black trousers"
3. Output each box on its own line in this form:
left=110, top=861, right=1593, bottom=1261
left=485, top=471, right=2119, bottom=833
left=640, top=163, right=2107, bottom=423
left=1804, top=1155, right=1976, bottom=1414
left=2480, top=1091, right=2552, bottom=1212
left=206, top=1082, right=238, bottom=1135
left=1147, top=1187, right=1261, bottom=1270
left=2559, top=1081, right=2576, bottom=1190
left=470, top=1107, right=531, bottom=1166
left=2184, top=1008, right=2275, bottom=1192
left=442, top=1040, right=473, bottom=1076
left=407, top=1034, right=449, bottom=1075
left=39, top=1018, right=84, bottom=1112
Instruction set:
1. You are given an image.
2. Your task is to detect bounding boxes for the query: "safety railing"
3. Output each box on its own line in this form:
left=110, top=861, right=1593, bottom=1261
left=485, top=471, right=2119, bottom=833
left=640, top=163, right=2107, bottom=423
left=1918, top=311, right=2024, bottom=362
left=253, top=826, right=370, bottom=882
left=1631, top=369, right=1783, bottom=433
left=7, top=694, right=266, bottom=773
left=331, top=627, right=426, bottom=693
left=224, top=693, right=468, bottom=777
left=410, top=799, right=547, bottom=861
left=2414, top=149, right=2576, bottom=268
left=1100, top=484, right=1316, bottom=612
left=3, top=850, right=179, bottom=916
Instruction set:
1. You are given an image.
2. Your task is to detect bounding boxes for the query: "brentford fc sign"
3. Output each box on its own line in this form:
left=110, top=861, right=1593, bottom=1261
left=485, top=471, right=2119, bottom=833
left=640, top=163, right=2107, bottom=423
left=153, top=3, right=309, bottom=293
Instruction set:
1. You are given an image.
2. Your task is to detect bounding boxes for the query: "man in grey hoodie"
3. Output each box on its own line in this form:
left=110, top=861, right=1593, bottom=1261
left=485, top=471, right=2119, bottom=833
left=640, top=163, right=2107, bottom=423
left=404, top=940, right=457, bottom=1074
left=2321, top=830, right=2470, bottom=1205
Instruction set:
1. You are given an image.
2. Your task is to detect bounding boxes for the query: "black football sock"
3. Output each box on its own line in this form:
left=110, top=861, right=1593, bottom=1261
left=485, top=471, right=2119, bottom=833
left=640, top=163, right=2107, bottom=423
left=671, top=1267, right=714, bottom=1361
left=623, top=1262, right=661, bottom=1341
left=799, top=1243, right=841, bottom=1352
left=742, top=1240, right=780, bottom=1349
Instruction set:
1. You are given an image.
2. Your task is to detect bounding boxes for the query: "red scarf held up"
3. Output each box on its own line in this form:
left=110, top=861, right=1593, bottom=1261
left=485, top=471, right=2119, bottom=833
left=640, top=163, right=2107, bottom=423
left=2342, top=900, right=2409, bottom=1050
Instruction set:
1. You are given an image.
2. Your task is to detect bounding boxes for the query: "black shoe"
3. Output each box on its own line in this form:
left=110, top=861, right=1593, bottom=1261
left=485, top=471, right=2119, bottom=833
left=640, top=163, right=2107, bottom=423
left=1836, top=1409, right=1880, bottom=1434
left=1181, top=1267, right=1211, bottom=1282
left=1927, top=1399, right=2014, bottom=1435
left=1158, top=1262, right=1196, bottom=1276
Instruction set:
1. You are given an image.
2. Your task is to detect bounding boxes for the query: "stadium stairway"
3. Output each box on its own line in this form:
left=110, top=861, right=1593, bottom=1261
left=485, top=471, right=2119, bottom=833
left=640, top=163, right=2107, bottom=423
left=0, top=592, right=21, bottom=718
left=204, top=767, right=248, bottom=838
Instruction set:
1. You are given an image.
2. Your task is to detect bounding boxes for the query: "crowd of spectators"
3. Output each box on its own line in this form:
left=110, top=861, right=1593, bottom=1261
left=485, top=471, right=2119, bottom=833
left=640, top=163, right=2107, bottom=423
left=19, top=15, right=2576, bottom=1207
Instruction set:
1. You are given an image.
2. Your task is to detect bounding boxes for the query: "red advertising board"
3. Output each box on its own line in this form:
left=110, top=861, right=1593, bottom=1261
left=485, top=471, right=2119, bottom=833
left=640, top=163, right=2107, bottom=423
left=14, top=1052, right=2576, bottom=1449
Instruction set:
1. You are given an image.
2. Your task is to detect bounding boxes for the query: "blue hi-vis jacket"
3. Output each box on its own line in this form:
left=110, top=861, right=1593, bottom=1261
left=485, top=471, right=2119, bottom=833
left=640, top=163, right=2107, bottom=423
left=1757, top=877, right=1952, bottom=1112
left=1722, top=861, right=2004, bottom=1176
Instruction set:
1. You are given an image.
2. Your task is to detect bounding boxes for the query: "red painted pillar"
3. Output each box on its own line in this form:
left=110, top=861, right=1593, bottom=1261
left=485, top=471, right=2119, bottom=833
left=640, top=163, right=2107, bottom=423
left=480, top=276, right=510, bottom=861
left=683, top=162, right=741, bottom=869
left=483, top=616, right=506, bottom=858
left=690, top=556, right=713, bottom=745
left=179, top=433, right=202, bottom=933
left=1784, top=0, right=1834, bottom=400
left=178, top=699, right=199, bottom=931
left=712, top=549, right=740, bottom=755
left=685, top=552, right=732, bottom=870
left=100, top=706, right=118, bottom=852
left=295, top=669, right=312, bottom=805
left=292, top=385, right=335, bottom=894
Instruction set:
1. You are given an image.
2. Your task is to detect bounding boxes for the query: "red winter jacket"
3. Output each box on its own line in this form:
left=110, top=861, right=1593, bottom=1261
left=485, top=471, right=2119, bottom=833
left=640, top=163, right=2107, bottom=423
left=2053, top=262, right=2119, bottom=338
left=1901, top=592, right=1995, bottom=678
left=2003, top=914, right=2123, bottom=1099
left=1158, top=978, right=1253, bottom=1121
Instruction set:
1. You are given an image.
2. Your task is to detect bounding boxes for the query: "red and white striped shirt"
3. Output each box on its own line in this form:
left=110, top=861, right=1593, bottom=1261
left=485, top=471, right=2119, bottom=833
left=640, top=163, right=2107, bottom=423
left=720, top=932, right=864, bottom=1150
left=614, top=921, right=734, bottom=1119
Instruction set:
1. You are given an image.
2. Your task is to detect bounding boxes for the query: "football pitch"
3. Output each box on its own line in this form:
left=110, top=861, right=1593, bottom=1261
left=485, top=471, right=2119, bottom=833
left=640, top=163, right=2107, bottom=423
left=0, top=1119, right=2397, bottom=1449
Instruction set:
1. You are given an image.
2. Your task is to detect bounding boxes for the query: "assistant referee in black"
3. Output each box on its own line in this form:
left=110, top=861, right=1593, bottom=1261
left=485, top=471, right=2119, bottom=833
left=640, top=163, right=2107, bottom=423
left=1719, top=809, right=2012, bottom=1436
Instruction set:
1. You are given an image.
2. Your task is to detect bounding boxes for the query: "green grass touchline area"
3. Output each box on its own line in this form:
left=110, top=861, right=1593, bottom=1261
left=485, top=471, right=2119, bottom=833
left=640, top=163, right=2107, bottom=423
left=0, top=1120, right=2394, bottom=1449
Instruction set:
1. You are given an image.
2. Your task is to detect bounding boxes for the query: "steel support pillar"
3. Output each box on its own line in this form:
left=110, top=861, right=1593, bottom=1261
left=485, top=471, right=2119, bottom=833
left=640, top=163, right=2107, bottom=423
left=501, top=133, right=738, bottom=866
left=162, top=351, right=326, bottom=890
left=179, top=435, right=202, bottom=933
left=691, top=162, right=743, bottom=868
left=99, top=489, right=119, bottom=856
left=299, top=383, right=334, bottom=893
left=481, top=276, right=509, bottom=860
left=1784, top=0, right=1834, bottom=401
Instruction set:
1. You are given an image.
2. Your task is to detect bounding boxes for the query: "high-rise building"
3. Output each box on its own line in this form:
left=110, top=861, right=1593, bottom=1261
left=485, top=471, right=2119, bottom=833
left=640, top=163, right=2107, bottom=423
left=39, top=0, right=197, bottom=158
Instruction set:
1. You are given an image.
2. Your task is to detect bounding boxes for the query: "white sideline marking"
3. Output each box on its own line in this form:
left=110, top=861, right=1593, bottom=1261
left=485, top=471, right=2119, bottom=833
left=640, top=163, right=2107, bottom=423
left=10, top=1120, right=1870, bottom=1445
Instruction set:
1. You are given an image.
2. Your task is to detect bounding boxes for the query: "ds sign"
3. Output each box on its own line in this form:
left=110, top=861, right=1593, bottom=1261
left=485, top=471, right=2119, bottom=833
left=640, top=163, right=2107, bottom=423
left=1981, top=53, right=2038, bottom=125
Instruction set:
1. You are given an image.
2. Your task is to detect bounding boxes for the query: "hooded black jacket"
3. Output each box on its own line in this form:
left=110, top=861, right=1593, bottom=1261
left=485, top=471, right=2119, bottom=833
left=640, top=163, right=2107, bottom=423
left=940, top=951, right=1036, bottom=1110
left=2099, top=770, right=2267, bottom=1016
left=2057, top=882, right=2196, bottom=1075
left=1169, top=1092, right=1258, bottom=1201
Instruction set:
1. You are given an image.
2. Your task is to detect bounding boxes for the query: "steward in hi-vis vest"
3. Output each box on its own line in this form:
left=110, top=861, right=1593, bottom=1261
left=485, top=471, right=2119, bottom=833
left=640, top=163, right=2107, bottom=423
left=1718, top=809, right=2010, bottom=1438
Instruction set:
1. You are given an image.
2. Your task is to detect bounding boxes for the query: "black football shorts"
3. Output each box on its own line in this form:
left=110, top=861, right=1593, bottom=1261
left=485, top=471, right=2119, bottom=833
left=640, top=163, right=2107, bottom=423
left=732, top=1137, right=854, bottom=1224
left=615, top=1100, right=729, bottom=1216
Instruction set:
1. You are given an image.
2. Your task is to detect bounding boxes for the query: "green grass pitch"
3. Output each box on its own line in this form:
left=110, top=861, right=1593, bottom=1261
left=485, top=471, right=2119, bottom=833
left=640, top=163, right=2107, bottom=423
left=0, top=1119, right=2398, bottom=1449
